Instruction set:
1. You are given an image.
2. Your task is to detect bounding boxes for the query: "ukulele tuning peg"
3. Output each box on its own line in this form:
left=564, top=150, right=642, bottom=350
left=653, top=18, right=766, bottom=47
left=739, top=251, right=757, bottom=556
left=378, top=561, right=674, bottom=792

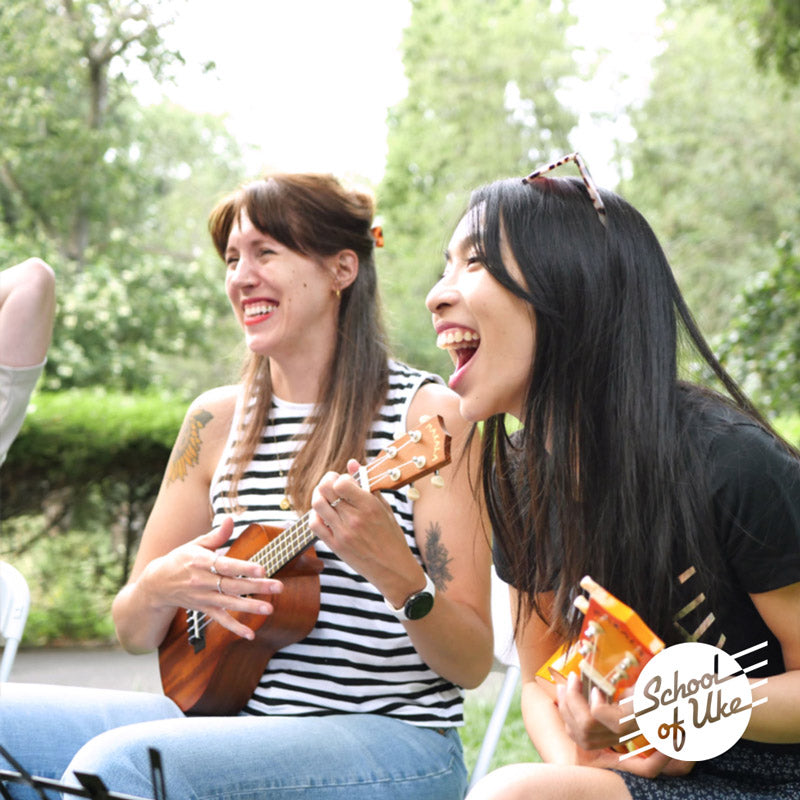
left=407, top=484, right=421, bottom=501
left=573, top=595, right=590, bottom=615
left=430, top=471, right=444, bottom=488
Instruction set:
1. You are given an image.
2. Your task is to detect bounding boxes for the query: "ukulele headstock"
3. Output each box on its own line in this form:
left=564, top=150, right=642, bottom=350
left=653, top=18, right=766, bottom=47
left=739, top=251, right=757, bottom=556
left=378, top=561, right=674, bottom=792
left=367, top=415, right=451, bottom=493
left=538, top=575, right=664, bottom=702
left=536, top=575, right=665, bottom=756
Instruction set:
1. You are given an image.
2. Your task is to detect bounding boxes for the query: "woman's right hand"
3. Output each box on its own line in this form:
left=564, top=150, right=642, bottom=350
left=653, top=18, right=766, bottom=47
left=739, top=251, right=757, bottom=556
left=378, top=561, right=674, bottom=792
left=139, top=517, right=283, bottom=641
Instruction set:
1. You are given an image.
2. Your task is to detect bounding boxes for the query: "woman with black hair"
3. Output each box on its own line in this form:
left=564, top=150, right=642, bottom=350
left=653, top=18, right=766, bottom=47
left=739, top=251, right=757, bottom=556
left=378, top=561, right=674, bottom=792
left=426, top=154, right=800, bottom=799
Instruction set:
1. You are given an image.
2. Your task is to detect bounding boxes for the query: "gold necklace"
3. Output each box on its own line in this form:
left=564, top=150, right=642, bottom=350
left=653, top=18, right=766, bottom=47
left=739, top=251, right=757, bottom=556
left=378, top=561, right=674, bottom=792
left=270, top=418, right=292, bottom=511
left=279, top=480, right=292, bottom=511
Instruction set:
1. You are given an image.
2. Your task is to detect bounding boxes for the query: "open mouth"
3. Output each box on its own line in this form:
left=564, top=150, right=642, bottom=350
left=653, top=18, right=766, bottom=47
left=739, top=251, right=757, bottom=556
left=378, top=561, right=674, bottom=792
left=243, top=300, right=277, bottom=325
left=436, top=328, right=480, bottom=372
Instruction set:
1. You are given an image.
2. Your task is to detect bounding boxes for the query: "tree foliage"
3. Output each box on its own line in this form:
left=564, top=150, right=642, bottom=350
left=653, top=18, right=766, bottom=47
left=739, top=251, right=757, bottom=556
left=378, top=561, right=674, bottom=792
left=618, top=4, right=800, bottom=337
left=0, top=0, right=244, bottom=392
left=378, top=0, right=579, bottom=372
left=716, top=234, right=800, bottom=415
left=675, top=0, right=800, bottom=84
left=0, top=0, right=180, bottom=263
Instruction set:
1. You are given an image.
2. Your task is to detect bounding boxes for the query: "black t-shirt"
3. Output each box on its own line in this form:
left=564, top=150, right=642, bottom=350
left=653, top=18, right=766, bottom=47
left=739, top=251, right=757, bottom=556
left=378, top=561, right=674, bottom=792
left=493, top=406, right=800, bottom=677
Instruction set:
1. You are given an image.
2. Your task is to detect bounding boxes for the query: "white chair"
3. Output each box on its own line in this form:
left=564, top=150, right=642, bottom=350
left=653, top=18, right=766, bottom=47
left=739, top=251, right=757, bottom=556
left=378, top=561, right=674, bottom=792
left=468, top=566, right=521, bottom=790
left=0, top=561, right=30, bottom=682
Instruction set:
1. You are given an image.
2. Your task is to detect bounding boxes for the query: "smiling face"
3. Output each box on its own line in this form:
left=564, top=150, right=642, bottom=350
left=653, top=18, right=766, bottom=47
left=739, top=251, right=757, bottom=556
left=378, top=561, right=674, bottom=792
left=425, top=210, right=536, bottom=422
left=224, top=210, right=341, bottom=393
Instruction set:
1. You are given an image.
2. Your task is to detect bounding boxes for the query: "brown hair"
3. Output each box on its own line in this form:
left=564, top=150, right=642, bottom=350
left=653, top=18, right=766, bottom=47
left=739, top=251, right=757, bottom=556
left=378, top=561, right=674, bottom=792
left=208, top=173, right=389, bottom=511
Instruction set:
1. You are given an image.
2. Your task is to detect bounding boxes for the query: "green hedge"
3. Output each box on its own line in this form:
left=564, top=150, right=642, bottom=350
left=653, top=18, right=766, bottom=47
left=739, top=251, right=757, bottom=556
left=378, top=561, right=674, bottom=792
left=2, top=389, right=185, bottom=519
left=1, top=390, right=187, bottom=643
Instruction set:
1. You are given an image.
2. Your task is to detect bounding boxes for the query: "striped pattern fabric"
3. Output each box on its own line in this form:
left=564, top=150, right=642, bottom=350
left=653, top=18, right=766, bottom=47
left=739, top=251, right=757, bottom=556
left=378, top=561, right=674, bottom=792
left=209, top=361, right=464, bottom=727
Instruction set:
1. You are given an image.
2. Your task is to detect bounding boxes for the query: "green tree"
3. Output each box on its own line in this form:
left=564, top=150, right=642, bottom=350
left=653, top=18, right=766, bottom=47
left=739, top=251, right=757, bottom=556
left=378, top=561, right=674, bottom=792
left=670, top=1, right=800, bottom=415
left=618, top=4, right=800, bottom=335
left=677, top=0, right=800, bottom=84
left=716, top=234, right=800, bottom=415
left=379, top=0, right=579, bottom=372
left=0, top=0, right=181, bottom=264
left=0, top=0, right=244, bottom=392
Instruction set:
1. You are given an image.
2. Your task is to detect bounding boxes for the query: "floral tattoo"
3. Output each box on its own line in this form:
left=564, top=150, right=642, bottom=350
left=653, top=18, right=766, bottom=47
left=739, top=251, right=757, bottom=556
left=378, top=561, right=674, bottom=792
left=424, top=521, right=454, bottom=590
left=166, top=408, right=213, bottom=485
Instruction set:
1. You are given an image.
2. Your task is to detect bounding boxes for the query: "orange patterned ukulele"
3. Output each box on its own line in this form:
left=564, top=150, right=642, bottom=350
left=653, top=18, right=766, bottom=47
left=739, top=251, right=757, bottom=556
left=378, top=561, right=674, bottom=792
left=536, top=575, right=665, bottom=755
left=159, top=415, right=451, bottom=715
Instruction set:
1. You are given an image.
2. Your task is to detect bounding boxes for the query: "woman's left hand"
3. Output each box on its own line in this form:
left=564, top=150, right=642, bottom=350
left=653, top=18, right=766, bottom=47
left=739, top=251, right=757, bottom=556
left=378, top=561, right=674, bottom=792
left=557, top=671, right=633, bottom=750
left=558, top=671, right=695, bottom=777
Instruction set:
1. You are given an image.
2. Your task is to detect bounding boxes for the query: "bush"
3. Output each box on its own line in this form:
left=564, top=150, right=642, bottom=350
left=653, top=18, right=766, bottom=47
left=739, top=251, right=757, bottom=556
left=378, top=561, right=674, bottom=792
left=2, top=388, right=184, bottom=517
left=1, top=389, right=186, bottom=643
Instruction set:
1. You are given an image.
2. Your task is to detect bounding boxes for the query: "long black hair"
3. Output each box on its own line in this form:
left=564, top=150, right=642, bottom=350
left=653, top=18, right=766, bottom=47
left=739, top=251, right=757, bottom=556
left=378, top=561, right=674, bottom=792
left=471, top=175, right=792, bottom=644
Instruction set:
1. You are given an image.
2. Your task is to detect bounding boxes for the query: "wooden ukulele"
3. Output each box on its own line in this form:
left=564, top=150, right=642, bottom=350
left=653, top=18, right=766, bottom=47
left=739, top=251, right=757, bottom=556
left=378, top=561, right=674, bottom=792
left=158, top=415, right=451, bottom=716
left=536, top=575, right=665, bottom=755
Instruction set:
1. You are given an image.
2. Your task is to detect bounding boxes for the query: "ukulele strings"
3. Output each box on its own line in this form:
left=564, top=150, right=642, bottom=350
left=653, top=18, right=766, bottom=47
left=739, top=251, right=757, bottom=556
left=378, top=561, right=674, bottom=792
left=181, top=435, right=425, bottom=640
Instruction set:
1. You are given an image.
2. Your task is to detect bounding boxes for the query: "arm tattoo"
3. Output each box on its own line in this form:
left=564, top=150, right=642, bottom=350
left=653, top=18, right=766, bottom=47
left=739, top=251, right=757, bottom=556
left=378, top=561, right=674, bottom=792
left=423, top=521, right=454, bottom=591
left=166, top=408, right=213, bottom=485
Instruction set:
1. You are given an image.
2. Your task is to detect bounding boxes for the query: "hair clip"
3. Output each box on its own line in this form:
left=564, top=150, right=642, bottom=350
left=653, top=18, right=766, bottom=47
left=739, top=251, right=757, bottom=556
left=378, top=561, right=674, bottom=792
left=371, top=225, right=384, bottom=248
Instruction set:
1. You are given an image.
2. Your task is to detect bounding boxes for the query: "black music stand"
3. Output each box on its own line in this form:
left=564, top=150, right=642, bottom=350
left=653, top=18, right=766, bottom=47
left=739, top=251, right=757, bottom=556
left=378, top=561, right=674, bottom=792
left=0, top=744, right=166, bottom=800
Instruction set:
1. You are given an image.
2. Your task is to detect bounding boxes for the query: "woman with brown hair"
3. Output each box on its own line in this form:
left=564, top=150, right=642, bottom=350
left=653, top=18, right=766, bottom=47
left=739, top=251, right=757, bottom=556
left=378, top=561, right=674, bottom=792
left=0, top=173, right=492, bottom=800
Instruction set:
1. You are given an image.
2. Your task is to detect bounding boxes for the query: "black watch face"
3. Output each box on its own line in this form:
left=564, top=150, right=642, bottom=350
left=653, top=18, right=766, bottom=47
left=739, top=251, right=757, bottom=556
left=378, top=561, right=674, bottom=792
left=405, top=591, right=434, bottom=620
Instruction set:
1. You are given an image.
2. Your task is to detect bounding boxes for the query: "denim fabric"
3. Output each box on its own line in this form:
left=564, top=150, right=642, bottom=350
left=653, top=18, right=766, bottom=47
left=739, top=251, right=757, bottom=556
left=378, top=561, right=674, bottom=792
left=0, top=683, right=467, bottom=800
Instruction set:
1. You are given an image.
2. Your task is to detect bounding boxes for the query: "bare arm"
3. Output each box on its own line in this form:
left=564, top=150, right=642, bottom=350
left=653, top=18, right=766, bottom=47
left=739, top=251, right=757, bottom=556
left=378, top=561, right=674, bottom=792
left=746, top=581, right=800, bottom=743
left=0, top=258, right=55, bottom=367
left=309, top=382, right=493, bottom=688
left=515, top=589, right=581, bottom=764
left=112, top=387, right=282, bottom=653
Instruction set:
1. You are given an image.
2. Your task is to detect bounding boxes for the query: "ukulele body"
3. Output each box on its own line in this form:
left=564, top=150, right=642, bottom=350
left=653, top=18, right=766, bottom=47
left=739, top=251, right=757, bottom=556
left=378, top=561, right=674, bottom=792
left=158, top=522, right=324, bottom=715
left=157, top=415, right=451, bottom=716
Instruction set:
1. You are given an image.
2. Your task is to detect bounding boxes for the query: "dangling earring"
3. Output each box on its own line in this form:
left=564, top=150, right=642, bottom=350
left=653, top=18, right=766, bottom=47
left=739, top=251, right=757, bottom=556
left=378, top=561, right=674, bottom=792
left=334, top=286, right=341, bottom=298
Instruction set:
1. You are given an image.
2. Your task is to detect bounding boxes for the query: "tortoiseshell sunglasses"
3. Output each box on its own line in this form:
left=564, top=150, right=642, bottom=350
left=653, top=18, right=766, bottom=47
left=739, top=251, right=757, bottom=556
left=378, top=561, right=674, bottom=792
left=522, top=152, right=607, bottom=226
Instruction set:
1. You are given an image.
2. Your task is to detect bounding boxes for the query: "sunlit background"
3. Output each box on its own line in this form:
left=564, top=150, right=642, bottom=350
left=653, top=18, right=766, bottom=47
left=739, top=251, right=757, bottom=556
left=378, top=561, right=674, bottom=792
left=146, top=0, right=664, bottom=186
left=2, top=0, right=799, bottom=658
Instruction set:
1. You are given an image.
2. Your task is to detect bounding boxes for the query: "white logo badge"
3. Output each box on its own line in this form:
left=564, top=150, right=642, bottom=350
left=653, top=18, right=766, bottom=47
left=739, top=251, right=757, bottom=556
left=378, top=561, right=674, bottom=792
left=620, top=641, right=768, bottom=761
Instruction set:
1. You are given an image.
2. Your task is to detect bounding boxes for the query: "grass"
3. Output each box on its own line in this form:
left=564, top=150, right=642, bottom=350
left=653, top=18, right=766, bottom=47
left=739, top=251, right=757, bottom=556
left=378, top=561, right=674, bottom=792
left=461, top=679, right=541, bottom=776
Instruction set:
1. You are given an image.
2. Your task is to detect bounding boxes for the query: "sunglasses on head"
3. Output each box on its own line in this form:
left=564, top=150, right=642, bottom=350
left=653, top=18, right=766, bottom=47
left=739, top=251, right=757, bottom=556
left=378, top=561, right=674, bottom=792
left=522, top=152, right=607, bottom=226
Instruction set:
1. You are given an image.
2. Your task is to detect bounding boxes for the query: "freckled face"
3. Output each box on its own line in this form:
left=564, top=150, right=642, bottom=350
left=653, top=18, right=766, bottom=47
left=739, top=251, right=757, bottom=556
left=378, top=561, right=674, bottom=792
left=224, top=211, right=338, bottom=362
left=425, top=212, right=535, bottom=422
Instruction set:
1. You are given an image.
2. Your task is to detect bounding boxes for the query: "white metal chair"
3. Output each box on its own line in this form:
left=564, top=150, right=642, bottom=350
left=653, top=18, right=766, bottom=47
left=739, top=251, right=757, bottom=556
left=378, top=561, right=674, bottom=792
left=468, top=566, right=521, bottom=790
left=0, top=561, right=30, bottom=682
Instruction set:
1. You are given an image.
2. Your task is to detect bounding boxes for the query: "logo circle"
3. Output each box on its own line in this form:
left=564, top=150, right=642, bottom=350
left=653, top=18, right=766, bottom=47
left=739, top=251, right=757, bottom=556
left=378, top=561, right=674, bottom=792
left=632, top=642, right=752, bottom=761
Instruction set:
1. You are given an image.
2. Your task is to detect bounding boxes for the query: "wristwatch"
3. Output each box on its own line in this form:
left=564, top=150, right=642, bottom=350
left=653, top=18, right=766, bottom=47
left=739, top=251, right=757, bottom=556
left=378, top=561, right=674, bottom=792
left=385, top=572, right=436, bottom=621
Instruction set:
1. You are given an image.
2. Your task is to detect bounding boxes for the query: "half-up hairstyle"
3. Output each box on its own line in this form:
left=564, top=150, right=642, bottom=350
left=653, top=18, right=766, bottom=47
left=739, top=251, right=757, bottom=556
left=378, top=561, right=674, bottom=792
left=208, top=173, right=389, bottom=512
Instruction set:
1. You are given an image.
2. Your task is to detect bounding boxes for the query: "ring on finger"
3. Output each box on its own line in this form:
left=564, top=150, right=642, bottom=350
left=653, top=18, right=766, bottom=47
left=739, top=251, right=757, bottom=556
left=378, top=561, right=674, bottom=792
left=330, top=497, right=342, bottom=508
left=210, top=553, right=220, bottom=575
left=216, top=576, right=225, bottom=595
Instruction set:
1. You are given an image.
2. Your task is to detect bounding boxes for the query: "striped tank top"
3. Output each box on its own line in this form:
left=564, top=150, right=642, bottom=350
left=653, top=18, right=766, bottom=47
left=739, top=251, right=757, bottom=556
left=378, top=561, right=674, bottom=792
left=209, top=360, right=464, bottom=727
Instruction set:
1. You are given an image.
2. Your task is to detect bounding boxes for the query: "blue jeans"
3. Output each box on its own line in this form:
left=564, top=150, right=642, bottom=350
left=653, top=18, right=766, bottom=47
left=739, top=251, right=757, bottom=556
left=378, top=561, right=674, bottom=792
left=0, top=683, right=466, bottom=799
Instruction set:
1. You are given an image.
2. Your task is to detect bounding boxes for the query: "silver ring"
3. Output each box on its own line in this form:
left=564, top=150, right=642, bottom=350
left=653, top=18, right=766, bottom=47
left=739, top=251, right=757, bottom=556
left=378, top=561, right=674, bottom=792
left=210, top=553, right=220, bottom=575
left=216, top=576, right=224, bottom=594
left=330, top=497, right=341, bottom=508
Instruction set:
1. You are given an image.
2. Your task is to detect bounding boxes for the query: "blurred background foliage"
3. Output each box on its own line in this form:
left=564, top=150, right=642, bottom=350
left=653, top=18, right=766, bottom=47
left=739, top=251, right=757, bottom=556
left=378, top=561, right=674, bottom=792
left=0, top=0, right=799, bottom=643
